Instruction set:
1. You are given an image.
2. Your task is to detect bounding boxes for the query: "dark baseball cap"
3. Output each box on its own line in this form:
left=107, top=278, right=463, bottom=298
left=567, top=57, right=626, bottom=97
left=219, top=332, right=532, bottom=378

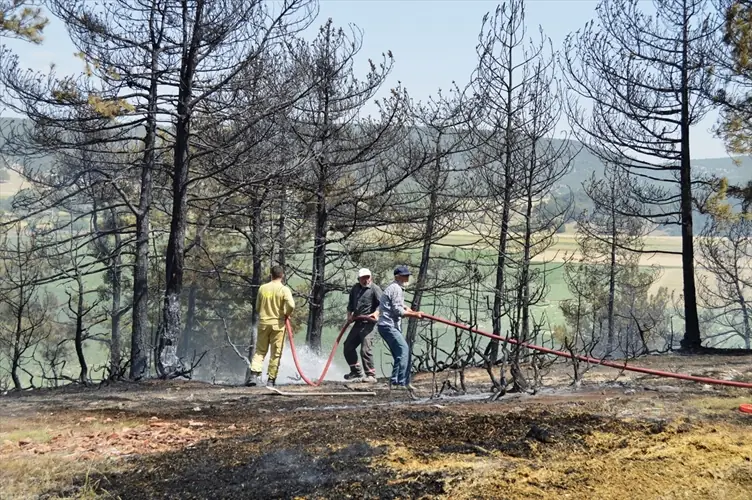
left=394, top=265, right=411, bottom=276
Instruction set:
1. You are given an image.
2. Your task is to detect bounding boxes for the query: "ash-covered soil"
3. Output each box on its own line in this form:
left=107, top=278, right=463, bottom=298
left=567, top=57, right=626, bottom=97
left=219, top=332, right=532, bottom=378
left=2, top=353, right=752, bottom=499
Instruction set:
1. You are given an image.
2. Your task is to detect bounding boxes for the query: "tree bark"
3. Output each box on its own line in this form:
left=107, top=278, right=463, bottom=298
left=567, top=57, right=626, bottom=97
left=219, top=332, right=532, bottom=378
left=486, top=33, right=516, bottom=363
left=510, top=146, right=536, bottom=393
left=129, top=33, right=160, bottom=380
left=11, top=301, right=21, bottom=390
left=109, top=210, right=123, bottom=377
left=157, top=3, right=202, bottom=376
left=306, top=175, right=327, bottom=353
left=11, top=285, right=23, bottom=390
left=276, top=189, right=288, bottom=267
left=405, top=175, right=439, bottom=382
left=158, top=120, right=191, bottom=375
left=520, top=170, right=533, bottom=346
left=130, top=202, right=151, bottom=379
left=679, top=11, right=701, bottom=350
left=606, top=179, right=617, bottom=356
left=487, top=177, right=512, bottom=362
left=246, top=194, right=263, bottom=376
left=74, top=277, right=88, bottom=384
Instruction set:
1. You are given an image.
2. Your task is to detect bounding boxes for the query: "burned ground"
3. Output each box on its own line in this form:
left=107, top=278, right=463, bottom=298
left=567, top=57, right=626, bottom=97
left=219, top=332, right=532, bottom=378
left=3, top=354, right=752, bottom=499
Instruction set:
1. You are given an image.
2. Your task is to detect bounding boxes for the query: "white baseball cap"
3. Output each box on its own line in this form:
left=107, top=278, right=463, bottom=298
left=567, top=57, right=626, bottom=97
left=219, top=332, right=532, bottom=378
left=358, top=268, right=372, bottom=278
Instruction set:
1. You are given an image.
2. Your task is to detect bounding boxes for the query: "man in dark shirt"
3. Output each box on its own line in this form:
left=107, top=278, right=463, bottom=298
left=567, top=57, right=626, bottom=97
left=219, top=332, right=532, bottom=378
left=343, top=268, right=382, bottom=383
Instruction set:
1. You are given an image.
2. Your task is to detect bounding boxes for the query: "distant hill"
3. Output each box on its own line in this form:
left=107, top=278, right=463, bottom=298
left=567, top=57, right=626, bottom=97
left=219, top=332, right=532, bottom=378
left=557, top=142, right=752, bottom=235
left=1, top=116, right=750, bottom=233
left=693, top=155, right=752, bottom=186
left=548, top=137, right=751, bottom=191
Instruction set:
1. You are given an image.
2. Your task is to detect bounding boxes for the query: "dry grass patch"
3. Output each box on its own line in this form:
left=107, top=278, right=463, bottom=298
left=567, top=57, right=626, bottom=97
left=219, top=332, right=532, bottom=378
left=374, top=419, right=752, bottom=500
left=687, top=395, right=752, bottom=414
left=0, top=413, right=222, bottom=499
left=0, top=454, right=113, bottom=499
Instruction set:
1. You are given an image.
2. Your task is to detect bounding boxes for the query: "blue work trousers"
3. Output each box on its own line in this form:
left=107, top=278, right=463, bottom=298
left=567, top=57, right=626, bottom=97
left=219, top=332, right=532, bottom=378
left=377, top=324, right=409, bottom=386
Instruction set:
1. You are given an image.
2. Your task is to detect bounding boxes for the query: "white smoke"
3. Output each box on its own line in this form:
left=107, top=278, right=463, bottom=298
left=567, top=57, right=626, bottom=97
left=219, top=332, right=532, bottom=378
left=259, top=342, right=350, bottom=385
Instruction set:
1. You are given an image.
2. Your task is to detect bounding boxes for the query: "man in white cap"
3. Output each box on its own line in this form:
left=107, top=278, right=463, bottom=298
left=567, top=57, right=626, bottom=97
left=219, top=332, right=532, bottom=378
left=343, top=268, right=382, bottom=382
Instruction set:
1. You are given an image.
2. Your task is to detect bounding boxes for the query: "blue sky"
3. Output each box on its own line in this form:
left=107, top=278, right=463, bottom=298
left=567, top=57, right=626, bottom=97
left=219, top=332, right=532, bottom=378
left=3, top=0, right=729, bottom=159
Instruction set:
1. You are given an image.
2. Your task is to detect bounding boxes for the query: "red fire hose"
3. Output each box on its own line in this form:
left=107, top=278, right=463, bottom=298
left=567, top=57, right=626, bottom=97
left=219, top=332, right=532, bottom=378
left=284, top=316, right=376, bottom=386
left=285, top=313, right=752, bottom=390
left=422, top=313, right=752, bottom=389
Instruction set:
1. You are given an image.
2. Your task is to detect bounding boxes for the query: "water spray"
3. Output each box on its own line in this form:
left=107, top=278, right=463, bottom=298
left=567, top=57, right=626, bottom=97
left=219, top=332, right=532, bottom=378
left=283, top=313, right=752, bottom=392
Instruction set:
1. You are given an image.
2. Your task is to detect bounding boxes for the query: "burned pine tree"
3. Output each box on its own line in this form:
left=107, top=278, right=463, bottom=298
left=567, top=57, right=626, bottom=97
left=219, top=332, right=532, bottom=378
left=153, top=0, right=316, bottom=376
left=698, top=216, right=752, bottom=348
left=401, top=88, right=480, bottom=369
left=562, top=0, right=721, bottom=350
left=0, top=85, right=138, bottom=381
left=286, top=19, right=412, bottom=352
left=188, top=56, right=308, bottom=379
left=563, top=161, right=669, bottom=360
left=2, top=0, right=181, bottom=380
left=47, top=0, right=174, bottom=380
left=576, top=164, right=652, bottom=356
left=470, top=0, right=547, bottom=362
left=345, top=84, right=482, bottom=376
left=36, top=115, right=133, bottom=380
left=89, top=198, right=131, bottom=379
left=502, top=54, right=574, bottom=392
left=0, top=225, right=55, bottom=390
left=45, top=226, right=107, bottom=385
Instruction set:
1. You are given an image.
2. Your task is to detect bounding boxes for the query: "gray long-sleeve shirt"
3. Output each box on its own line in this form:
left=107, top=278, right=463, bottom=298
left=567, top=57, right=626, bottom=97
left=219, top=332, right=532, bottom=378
left=377, top=281, right=406, bottom=331
left=347, top=282, right=382, bottom=317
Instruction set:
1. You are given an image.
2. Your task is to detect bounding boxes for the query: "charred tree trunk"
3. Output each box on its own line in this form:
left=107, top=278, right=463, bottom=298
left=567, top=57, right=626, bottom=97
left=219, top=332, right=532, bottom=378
left=11, top=292, right=22, bottom=390
left=11, top=356, right=20, bottom=390
left=679, top=205, right=700, bottom=345
left=405, top=178, right=439, bottom=383
left=129, top=44, right=159, bottom=381
left=157, top=5, right=201, bottom=376
left=562, top=0, right=714, bottom=351
left=486, top=29, right=516, bottom=363
left=520, top=172, right=533, bottom=346
left=74, top=277, right=88, bottom=384
left=407, top=143, right=442, bottom=345
left=606, top=180, right=617, bottom=356
left=109, top=211, right=123, bottom=377
left=246, top=194, right=263, bottom=372
left=307, top=175, right=327, bottom=353
left=131, top=200, right=151, bottom=379
left=276, top=189, right=288, bottom=268
left=679, top=14, right=701, bottom=350
left=158, top=117, right=191, bottom=376
left=109, top=265, right=122, bottom=375
left=487, top=175, right=512, bottom=362
left=510, top=148, right=536, bottom=393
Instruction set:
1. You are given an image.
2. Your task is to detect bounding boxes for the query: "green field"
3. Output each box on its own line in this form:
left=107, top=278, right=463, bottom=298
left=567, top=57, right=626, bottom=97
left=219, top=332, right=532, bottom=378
left=290, top=229, right=693, bottom=382
left=0, top=217, right=735, bottom=388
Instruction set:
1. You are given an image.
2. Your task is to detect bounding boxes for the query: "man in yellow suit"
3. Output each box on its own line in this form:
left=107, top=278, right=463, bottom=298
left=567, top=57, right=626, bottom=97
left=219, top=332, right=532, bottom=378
left=247, top=265, right=295, bottom=387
